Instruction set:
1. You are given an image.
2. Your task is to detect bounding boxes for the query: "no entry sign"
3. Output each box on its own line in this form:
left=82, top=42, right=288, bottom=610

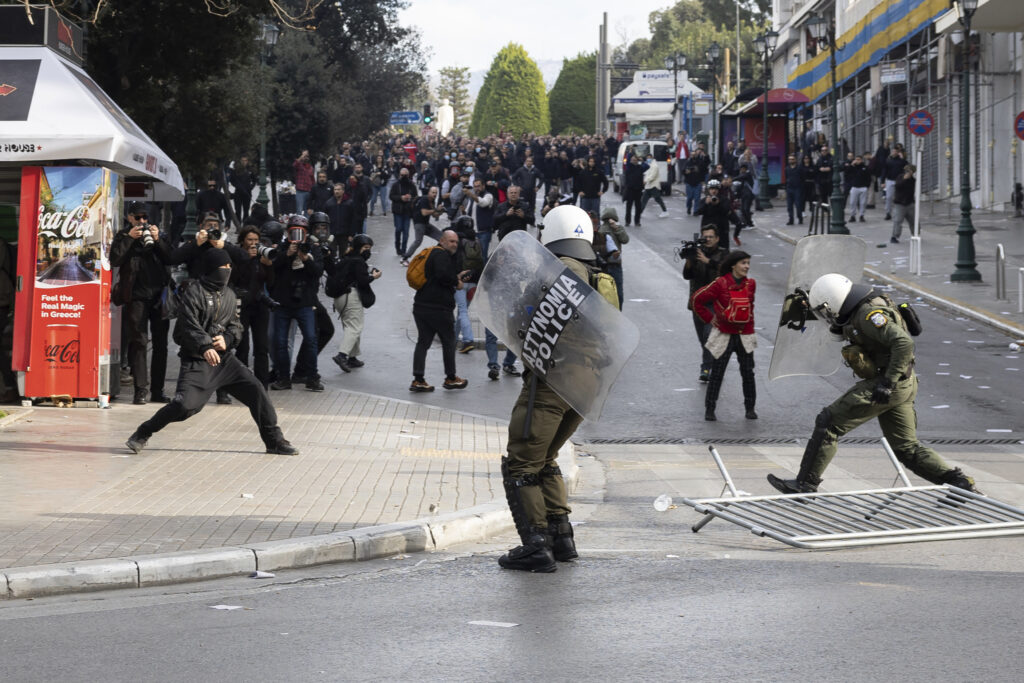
left=1015, top=111, right=1024, bottom=141
left=907, top=109, right=934, bottom=137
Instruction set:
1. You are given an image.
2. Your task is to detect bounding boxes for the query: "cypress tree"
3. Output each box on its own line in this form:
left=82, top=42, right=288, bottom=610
left=470, top=44, right=548, bottom=136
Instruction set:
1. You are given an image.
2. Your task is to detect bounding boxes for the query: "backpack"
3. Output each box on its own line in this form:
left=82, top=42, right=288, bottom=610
left=590, top=271, right=619, bottom=309
left=722, top=283, right=752, bottom=325
left=877, top=292, right=923, bottom=336
left=324, top=259, right=353, bottom=298
left=405, top=246, right=439, bottom=290
left=462, top=238, right=484, bottom=273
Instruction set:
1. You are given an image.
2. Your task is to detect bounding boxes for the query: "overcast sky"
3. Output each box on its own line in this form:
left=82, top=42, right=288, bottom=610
left=399, top=0, right=673, bottom=75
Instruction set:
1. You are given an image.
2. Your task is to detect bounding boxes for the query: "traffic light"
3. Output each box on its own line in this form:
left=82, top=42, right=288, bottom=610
left=423, top=103, right=433, bottom=125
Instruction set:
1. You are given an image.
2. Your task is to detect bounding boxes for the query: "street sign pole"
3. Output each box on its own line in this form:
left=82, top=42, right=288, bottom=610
left=907, top=109, right=933, bottom=277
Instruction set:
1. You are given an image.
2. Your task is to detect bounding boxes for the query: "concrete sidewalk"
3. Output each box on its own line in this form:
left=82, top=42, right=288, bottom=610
left=763, top=199, right=1024, bottom=339
left=0, top=385, right=564, bottom=598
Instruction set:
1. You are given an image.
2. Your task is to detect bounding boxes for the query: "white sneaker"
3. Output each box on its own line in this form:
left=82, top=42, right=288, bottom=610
left=658, top=211, right=669, bottom=218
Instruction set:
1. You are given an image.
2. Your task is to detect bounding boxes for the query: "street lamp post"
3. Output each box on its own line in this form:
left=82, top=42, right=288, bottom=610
left=706, top=42, right=721, bottom=165
left=663, top=53, right=685, bottom=139
left=808, top=16, right=848, bottom=235
left=753, top=29, right=778, bottom=210
left=255, top=20, right=281, bottom=208
left=951, top=0, right=981, bottom=282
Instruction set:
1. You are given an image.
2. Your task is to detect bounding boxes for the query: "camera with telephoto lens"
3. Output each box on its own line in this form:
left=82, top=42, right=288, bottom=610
left=257, top=245, right=277, bottom=260
left=140, top=226, right=155, bottom=248
left=678, top=233, right=709, bottom=259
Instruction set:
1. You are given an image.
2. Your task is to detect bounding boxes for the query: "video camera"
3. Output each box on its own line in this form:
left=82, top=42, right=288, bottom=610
left=678, top=233, right=710, bottom=259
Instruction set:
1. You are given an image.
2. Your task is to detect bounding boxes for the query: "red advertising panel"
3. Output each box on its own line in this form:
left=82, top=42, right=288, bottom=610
left=13, top=166, right=119, bottom=399
left=720, top=117, right=787, bottom=185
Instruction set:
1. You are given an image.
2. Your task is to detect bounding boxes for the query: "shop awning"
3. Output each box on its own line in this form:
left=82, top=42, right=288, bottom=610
left=611, top=69, right=705, bottom=121
left=0, top=46, right=184, bottom=200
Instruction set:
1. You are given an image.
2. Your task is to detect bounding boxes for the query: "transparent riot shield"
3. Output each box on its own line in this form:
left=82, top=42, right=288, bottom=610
left=769, top=234, right=867, bottom=380
left=473, top=230, right=640, bottom=420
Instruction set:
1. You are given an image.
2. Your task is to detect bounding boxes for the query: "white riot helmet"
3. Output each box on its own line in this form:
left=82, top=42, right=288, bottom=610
left=540, top=204, right=596, bottom=261
left=809, top=273, right=872, bottom=326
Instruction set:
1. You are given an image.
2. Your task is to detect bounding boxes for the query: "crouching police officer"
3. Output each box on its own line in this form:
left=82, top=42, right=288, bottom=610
left=126, top=249, right=298, bottom=456
left=498, top=205, right=603, bottom=573
left=767, top=273, right=980, bottom=494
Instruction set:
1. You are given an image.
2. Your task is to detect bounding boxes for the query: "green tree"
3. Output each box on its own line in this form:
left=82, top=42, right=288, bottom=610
left=548, top=52, right=596, bottom=135
left=437, top=66, right=472, bottom=136
left=469, top=44, right=549, bottom=137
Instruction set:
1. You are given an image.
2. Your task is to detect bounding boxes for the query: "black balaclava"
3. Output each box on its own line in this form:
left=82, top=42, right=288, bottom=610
left=200, top=248, right=232, bottom=291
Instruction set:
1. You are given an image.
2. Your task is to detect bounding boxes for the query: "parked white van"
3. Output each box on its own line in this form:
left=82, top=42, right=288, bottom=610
left=612, top=140, right=671, bottom=196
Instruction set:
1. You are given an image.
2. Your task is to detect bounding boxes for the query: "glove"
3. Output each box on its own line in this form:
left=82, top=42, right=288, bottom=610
left=870, top=376, right=895, bottom=404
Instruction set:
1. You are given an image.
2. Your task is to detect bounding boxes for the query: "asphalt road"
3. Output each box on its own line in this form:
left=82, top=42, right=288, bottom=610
left=2, top=201, right=1022, bottom=682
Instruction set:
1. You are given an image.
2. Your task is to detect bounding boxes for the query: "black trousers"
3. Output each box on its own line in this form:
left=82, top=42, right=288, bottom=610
left=412, top=306, right=456, bottom=380
left=705, top=334, right=756, bottom=410
left=233, top=191, right=251, bottom=224
left=125, top=296, right=169, bottom=394
left=236, top=302, right=271, bottom=385
left=137, top=353, right=284, bottom=447
left=624, top=188, right=643, bottom=225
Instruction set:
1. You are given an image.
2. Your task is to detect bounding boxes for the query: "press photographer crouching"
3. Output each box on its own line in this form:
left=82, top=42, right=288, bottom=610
left=126, top=248, right=298, bottom=456
left=269, top=214, right=325, bottom=392
left=231, top=227, right=278, bottom=388
left=682, top=224, right=727, bottom=382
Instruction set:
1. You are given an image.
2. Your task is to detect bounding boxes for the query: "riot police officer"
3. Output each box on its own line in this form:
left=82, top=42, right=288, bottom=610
left=767, top=273, right=981, bottom=494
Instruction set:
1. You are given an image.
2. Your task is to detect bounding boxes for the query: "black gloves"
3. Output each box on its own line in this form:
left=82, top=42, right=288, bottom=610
left=871, top=376, right=895, bottom=404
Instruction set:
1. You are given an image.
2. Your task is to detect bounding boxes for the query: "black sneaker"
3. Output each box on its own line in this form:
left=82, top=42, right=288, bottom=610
left=266, top=441, right=299, bottom=455
left=332, top=353, right=351, bottom=373
left=890, top=237, right=899, bottom=244
left=859, top=215, right=865, bottom=222
left=216, top=391, right=232, bottom=405
left=346, top=357, right=365, bottom=368
left=885, top=212, right=892, bottom=220
left=745, top=409, right=758, bottom=420
left=502, top=365, right=521, bottom=377
left=705, top=408, right=716, bottom=421
left=306, top=378, right=325, bottom=392
left=126, top=432, right=148, bottom=454
left=458, top=342, right=475, bottom=354
left=488, top=366, right=500, bottom=381
left=150, top=393, right=172, bottom=403
left=270, top=380, right=292, bottom=391
left=291, top=374, right=309, bottom=384
left=699, top=369, right=710, bottom=383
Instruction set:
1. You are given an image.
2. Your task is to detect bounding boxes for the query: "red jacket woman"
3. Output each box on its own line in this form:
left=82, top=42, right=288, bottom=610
left=691, top=250, right=757, bottom=421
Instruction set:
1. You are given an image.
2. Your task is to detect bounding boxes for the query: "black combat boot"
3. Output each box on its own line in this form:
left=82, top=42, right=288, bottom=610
left=766, top=473, right=821, bottom=494
left=498, top=527, right=557, bottom=573
left=941, top=467, right=983, bottom=495
left=547, top=514, right=577, bottom=562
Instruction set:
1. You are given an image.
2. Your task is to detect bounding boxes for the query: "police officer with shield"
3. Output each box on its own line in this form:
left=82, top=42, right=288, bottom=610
left=767, top=273, right=981, bottom=494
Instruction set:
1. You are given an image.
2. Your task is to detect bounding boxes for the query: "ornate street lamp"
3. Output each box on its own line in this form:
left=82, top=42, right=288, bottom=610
left=951, top=0, right=981, bottom=281
left=663, top=53, right=685, bottom=138
left=753, top=29, right=778, bottom=210
left=256, top=20, right=281, bottom=208
left=705, top=42, right=722, bottom=164
left=807, top=15, right=847, bottom=234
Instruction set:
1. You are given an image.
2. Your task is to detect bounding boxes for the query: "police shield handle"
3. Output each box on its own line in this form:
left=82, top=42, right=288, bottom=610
left=769, top=234, right=867, bottom=380
left=472, top=230, right=640, bottom=421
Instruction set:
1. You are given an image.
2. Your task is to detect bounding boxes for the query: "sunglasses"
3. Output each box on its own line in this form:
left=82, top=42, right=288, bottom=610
left=133, top=214, right=148, bottom=220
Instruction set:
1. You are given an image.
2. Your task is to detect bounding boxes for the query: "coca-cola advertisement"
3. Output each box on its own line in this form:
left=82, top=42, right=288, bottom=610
left=13, top=166, right=120, bottom=401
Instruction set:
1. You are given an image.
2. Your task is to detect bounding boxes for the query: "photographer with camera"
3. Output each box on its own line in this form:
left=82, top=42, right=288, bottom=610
left=493, top=185, right=535, bottom=239
left=111, top=201, right=174, bottom=405
left=171, top=212, right=246, bottom=278
left=126, top=248, right=298, bottom=457
left=693, top=179, right=743, bottom=250
left=269, top=215, right=325, bottom=392
left=682, top=224, right=727, bottom=382
left=231, top=227, right=277, bottom=388
left=598, top=207, right=629, bottom=308
left=327, top=234, right=380, bottom=373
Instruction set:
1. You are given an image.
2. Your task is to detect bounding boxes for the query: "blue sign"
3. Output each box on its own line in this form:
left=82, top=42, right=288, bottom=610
left=390, top=110, right=422, bottom=125
left=907, top=109, right=934, bottom=137
left=1016, top=111, right=1024, bottom=141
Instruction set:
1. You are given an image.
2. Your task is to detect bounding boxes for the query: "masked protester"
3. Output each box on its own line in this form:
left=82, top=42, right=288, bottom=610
left=126, top=248, right=298, bottom=456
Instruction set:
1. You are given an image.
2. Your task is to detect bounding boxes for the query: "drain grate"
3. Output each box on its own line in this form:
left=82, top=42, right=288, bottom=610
left=583, top=436, right=1022, bottom=446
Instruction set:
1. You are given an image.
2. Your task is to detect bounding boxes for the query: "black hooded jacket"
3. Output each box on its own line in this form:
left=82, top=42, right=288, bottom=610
left=172, top=279, right=242, bottom=360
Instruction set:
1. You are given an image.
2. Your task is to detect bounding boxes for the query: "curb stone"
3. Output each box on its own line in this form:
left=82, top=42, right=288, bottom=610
left=0, top=408, right=34, bottom=430
left=0, top=442, right=575, bottom=599
left=766, top=227, right=1024, bottom=339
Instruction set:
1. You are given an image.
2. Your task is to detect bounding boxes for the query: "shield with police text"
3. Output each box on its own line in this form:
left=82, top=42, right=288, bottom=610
left=769, top=234, right=867, bottom=380
left=473, top=230, right=640, bottom=420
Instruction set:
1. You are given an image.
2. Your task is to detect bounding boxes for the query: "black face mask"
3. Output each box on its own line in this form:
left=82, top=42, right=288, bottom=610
left=361, top=250, right=372, bottom=261
left=201, top=268, right=231, bottom=291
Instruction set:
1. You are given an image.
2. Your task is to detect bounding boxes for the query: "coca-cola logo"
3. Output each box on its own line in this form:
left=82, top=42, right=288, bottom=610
left=44, top=339, right=80, bottom=365
left=38, top=204, right=94, bottom=240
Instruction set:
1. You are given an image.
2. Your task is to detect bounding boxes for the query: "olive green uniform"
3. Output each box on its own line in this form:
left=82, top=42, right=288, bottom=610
left=801, top=295, right=955, bottom=484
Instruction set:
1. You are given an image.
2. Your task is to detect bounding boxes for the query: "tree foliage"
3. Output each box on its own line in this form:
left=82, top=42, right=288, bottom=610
left=40, top=0, right=424, bottom=178
left=469, top=44, right=549, bottom=138
left=437, top=66, right=472, bottom=136
left=548, top=52, right=596, bottom=135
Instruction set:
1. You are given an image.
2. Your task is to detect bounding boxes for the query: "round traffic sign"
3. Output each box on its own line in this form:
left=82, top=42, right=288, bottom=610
left=907, top=109, right=934, bottom=137
left=1015, top=111, right=1024, bottom=141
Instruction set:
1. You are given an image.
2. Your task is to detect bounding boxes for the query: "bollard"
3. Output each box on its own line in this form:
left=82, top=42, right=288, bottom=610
left=1019, top=268, right=1024, bottom=314
left=995, top=244, right=1005, bottom=300
left=910, top=236, right=922, bottom=276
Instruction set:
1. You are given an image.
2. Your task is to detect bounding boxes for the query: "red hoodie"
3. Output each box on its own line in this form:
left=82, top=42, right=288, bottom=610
left=692, top=274, right=756, bottom=334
